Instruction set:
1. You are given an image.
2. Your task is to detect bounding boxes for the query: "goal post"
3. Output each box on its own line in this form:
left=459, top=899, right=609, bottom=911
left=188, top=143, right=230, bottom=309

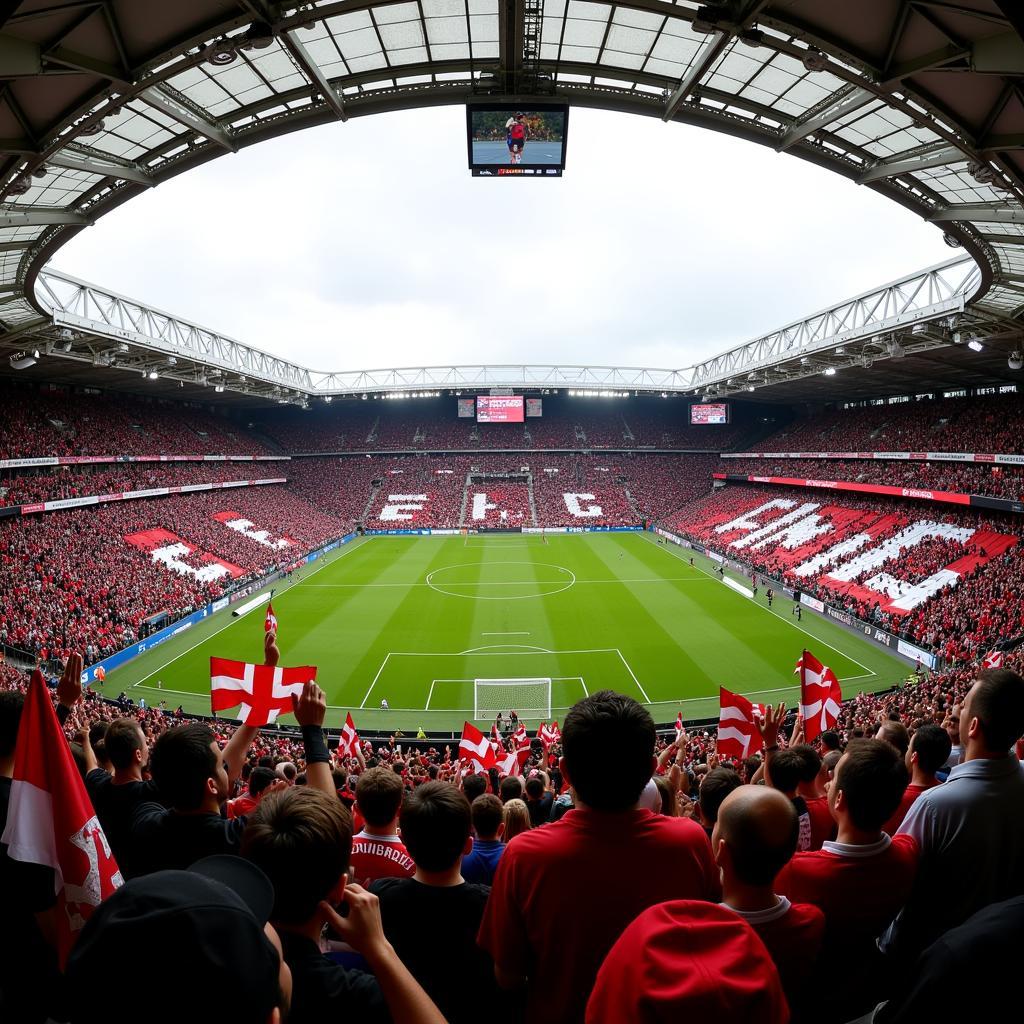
left=474, top=678, right=552, bottom=720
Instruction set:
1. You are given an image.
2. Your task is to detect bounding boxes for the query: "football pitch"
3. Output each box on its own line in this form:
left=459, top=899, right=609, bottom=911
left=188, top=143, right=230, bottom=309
left=110, top=533, right=911, bottom=734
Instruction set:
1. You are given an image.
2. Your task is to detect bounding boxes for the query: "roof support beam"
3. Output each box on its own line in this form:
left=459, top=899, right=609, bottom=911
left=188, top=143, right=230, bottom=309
left=140, top=87, right=236, bottom=152
left=928, top=204, right=1024, bottom=224
left=0, top=241, right=29, bottom=252
left=281, top=30, right=347, bottom=121
left=777, top=84, right=873, bottom=151
left=663, top=30, right=728, bottom=122
left=857, top=144, right=964, bottom=184
left=0, top=209, right=89, bottom=227
left=43, top=45, right=131, bottom=85
left=977, top=233, right=1024, bottom=246
left=47, top=151, right=153, bottom=186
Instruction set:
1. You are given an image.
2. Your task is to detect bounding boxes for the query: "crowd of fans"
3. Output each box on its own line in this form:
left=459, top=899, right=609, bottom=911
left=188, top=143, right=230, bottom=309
left=0, top=487, right=347, bottom=667
left=0, top=382, right=268, bottom=458
left=672, top=484, right=1024, bottom=663
left=753, top=391, right=1023, bottom=454
left=465, top=485, right=533, bottom=526
left=0, top=459, right=288, bottom=508
left=2, top=642, right=1021, bottom=1023
left=720, top=455, right=1024, bottom=501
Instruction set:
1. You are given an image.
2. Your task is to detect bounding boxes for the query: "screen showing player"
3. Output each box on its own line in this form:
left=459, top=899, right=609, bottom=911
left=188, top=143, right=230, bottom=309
left=690, top=403, right=730, bottom=425
left=526, top=398, right=543, bottom=417
left=467, top=105, right=569, bottom=176
left=457, top=398, right=476, bottom=418
left=477, top=396, right=525, bottom=423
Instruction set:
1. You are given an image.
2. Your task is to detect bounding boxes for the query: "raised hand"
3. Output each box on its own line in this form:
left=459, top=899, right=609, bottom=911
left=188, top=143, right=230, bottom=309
left=57, top=652, right=84, bottom=708
left=319, top=885, right=389, bottom=958
left=754, top=701, right=786, bottom=749
left=291, top=680, right=327, bottom=728
left=264, top=630, right=280, bottom=667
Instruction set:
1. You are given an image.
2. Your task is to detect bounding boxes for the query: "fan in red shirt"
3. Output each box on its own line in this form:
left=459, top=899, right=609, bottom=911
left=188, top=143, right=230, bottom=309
left=712, top=785, right=824, bottom=1019
left=226, top=766, right=279, bottom=819
left=882, top=723, right=951, bottom=834
left=349, top=766, right=414, bottom=885
left=478, top=691, right=719, bottom=1024
left=775, top=739, right=918, bottom=1019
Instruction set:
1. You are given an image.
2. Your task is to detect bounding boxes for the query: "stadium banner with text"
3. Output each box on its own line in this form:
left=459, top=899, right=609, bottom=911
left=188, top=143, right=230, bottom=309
left=721, top=451, right=1024, bottom=465
left=15, top=478, right=287, bottom=517
left=0, top=454, right=290, bottom=470
left=800, top=594, right=826, bottom=613
left=712, top=473, right=1024, bottom=512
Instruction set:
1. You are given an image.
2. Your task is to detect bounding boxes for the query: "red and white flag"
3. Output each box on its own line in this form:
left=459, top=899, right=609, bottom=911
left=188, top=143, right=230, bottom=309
left=795, top=649, right=842, bottom=742
left=264, top=600, right=278, bottom=634
left=718, top=687, right=767, bottom=760
left=513, top=722, right=529, bottom=749
left=1, top=670, right=123, bottom=965
left=674, top=711, right=684, bottom=741
left=982, top=650, right=1004, bottom=670
left=459, top=721, right=497, bottom=771
left=210, top=657, right=317, bottom=726
left=538, top=721, right=555, bottom=746
left=491, top=722, right=503, bottom=746
left=338, top=712, right=361, bottom=758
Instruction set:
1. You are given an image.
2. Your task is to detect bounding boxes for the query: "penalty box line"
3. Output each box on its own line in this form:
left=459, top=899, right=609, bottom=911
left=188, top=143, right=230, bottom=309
left=425, top=676, right=586, bottom=710
left=361, top=648, right=648, bottom=709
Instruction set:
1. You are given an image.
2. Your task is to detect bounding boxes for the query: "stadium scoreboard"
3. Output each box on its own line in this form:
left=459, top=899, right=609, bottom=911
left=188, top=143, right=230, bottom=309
left=467, top=103, right=569, bottom=177
left=691, top=402, right=730, bottom=425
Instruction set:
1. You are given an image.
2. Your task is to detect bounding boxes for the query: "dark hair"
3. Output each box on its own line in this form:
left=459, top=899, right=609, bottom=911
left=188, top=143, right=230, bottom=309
left=525, top=776, right=544, bottom=799
left=835, top=739, right=909, bottom=831
left=242, top=788, right=352, bottom=924
left=789, top=744, right=823, bottom=784
left=355, top=766, right=404, bottom=827
left=150, top=723, right=217, bottom=811
left=462, top=773, right=487, bottom=803
left=819, top=729, right=842, bottom=751
left=89, top=721, right=109, bottom=749
left=499, top=776, right=523, bottom=804
left=970, top=669, right=1024, bottom=753
left=471, top=793, right=504, bottom=839
left=562, top=691, right=656, bottom=811
left=720, top=789, right=799, bottom=886
left=698, top=767, right=742, bottom=826
left=104, top=718, right=145, bottom=771
left=248, top=766, right=278, bottom=797
left=909, top=724, right=953, bottom=775
left=877, top=720, right=910, bottom=756
left=399, top=782, right=471, bottom=873
left=767, top=749, right=804, bottom=795
left=0, top=691, right=25, bottom=759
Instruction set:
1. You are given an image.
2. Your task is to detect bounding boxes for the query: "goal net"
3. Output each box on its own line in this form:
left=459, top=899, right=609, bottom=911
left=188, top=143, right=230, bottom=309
left=474, top=678, right=552, bottom=720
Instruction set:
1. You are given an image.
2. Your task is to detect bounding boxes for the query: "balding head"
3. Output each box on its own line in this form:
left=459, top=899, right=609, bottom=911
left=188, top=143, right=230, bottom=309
left=712, top=785, right=798, bottom=887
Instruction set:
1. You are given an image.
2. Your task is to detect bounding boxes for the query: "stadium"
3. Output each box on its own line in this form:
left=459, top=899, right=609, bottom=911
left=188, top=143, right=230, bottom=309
left=1, top=2, right=1023, bottom=1023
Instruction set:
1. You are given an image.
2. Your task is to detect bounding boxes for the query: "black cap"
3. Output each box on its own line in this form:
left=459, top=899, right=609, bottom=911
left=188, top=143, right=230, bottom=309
left=64, top=857, right=280, bottom=1024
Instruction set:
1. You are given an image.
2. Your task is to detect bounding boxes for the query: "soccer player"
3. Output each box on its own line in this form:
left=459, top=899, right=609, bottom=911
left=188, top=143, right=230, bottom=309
left=505, top=112, right=527, bottom=164
left=380, top=697, right=390, bottom=710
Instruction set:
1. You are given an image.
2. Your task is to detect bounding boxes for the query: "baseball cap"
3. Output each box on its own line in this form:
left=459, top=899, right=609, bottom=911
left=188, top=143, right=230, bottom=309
left=586, top=900, right=789, bottom=1024
left=64, top=856, right=280, bottom=1024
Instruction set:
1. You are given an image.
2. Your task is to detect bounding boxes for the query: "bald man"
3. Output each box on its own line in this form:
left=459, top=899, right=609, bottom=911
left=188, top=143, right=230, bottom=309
left=713, top=786, right=824, bottom=1018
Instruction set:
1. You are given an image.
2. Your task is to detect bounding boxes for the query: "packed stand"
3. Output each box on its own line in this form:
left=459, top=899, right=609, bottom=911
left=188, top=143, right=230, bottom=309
left=720, top=455, right=1024, bottom=501
left=754, top=391, right=1024, bottom=454
left=0, top=459, right=288, bottom=508
left=0, top=382, right=268, bottom=458
left=464, top=484, right=533, bottom=527
left=0, top=486, right=346, bottom=667
left=672, top=483, right=1024, bottom=663
left=2, top=644, right=1022, bottom=1024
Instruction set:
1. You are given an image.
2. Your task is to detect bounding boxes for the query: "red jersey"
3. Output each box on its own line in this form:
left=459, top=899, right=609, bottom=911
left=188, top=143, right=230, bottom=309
left=478, top=807, right=719, bottom=1024
left=724, top=898, right=824, bottom=1013
left=776, top=834, right=918, bottom=952
left=226, top=792, right=259, bottom=819
left=883, top=783, right=935, bottom=835
left=350, top=831, right=415, bottom=886
left=804, top=796, right=836, bottom=850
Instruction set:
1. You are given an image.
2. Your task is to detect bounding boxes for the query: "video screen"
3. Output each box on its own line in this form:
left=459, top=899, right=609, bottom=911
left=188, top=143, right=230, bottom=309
left=526, top=398, right=543, bottom=418
left=467, top=105, right=568, bottom=177
left=477, top=395, right=524, bottom=423
left=691, top=402, right=730, bottom=425
left=457, top=398, right=476, bottom=419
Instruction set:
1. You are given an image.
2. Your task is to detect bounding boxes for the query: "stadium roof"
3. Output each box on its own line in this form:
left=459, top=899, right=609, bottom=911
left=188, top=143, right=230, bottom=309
left=1, top=0, right=1023, bottom=405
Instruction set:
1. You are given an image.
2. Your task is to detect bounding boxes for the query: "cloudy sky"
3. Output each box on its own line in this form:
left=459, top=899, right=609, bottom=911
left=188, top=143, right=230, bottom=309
left=54, top=106, right=952, bottom=373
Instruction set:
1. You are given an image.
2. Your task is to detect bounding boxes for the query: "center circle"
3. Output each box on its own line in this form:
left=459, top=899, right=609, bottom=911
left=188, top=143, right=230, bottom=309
left=425, top=561, right=576, bottom=601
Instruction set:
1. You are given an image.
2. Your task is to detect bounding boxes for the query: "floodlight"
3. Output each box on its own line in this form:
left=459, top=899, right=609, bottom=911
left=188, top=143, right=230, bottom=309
left=967, top=339, right=984, bottom=352
left=1009, top=352, right=1023, bottom=371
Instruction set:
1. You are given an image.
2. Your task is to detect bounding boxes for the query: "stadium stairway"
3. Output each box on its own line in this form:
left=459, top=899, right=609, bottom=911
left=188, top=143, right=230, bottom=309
left=458, top=476, right=471, bottom=527
left=527, top=474, right=539, bottom=526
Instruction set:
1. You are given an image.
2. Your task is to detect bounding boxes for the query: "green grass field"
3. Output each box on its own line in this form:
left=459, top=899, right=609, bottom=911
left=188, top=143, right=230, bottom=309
left=108, top=532, right=911, bottom=733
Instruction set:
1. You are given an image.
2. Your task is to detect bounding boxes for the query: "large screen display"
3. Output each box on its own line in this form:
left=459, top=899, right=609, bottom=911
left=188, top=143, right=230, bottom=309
left=467, top=104, right=568, bottom=177
left=477, top=395, right=524, bottom=423
left=691, top=402, right=730, bottom=425
left=526, top=398, right=543, bottom=418
left=457, top=398, right=476, bottom=419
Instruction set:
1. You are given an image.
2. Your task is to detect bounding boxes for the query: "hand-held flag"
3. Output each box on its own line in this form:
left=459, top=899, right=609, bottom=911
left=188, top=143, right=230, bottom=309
left=210, top=657, right=317, bottom=726
left=795, top=649, right=842, bottom=742
left=1, top=670, right=123, bottom=966
left=459, top=721, right=497, bottom=771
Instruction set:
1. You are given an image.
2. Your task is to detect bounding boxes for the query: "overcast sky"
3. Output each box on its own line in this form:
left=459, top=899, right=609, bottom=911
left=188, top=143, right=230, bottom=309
left=53, top=106, right=952, bottom=373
